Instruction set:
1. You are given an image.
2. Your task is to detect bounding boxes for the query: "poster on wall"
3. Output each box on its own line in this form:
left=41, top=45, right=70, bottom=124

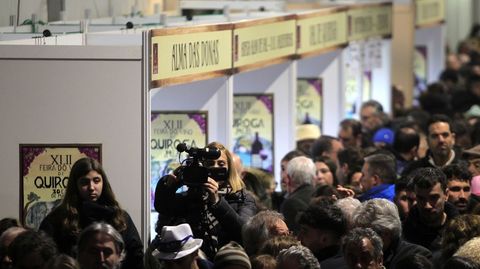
left=20, top=144, right=102, bottom=230
left=297, top=78, right=323, bottom=129
left=413, top=45, right=428, bottom=106
left=150, top=111, right=208, bottom=202
left=233, top=94, right=274, bottom=172
left=150, top=111, right=208, bottom=239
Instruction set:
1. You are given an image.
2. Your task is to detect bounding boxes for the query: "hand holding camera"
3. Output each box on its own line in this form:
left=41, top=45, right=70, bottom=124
left=203, top=177, right=220, bottom=205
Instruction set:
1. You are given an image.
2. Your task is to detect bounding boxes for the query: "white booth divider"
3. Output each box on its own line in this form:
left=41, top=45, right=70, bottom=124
left=232, top=62, right=296, bottom=179
left=371, top=39, right=392, bottom=114
left=150, top=78, right=232, bottom=149
left=0, top=44, right=149, bottom=245
left=341, top=38, right=392, bottom=118
left=297, top=50, right=344, bottom=136
left=415, top=25, right=446, bottom=85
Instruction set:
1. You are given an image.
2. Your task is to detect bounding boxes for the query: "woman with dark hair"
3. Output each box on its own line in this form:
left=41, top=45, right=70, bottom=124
left=39, top=157, right=144, bottom=269
left=154, top=141, right=257, bottom=260
left=313, top=156, right=338, bottom=187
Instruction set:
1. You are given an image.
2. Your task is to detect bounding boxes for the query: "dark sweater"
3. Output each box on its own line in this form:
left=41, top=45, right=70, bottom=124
left=403, top=202, right=459, bottom=251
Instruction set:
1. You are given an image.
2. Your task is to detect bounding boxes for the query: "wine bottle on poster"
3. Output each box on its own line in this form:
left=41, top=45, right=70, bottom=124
left=303, top=112, right=312, bottom=124
left=251, top=132, right=263, bottom=168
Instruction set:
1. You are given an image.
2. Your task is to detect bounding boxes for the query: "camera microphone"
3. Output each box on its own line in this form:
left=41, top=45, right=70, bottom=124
left=176, top=143, right=188, bottom=153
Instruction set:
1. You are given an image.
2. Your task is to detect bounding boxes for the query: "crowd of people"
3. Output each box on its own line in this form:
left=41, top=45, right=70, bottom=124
left=3, top=29, right=480, bottom=269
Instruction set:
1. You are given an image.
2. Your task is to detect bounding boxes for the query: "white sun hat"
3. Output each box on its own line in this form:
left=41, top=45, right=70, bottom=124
left=296, top=124, right=321, bottom=142
left=151, top=223, right=203, bottom=260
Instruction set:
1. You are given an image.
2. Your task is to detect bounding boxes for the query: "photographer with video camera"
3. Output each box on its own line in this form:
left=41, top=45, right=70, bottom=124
left=154, top=141, right=257, bottom=260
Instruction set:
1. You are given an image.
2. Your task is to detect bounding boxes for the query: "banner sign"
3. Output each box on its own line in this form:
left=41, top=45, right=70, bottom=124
left=20, top=144, right=101, bottom=230
left=415, top=0, right=445, bottom=27
left=151, top=24, right=232, bottom=87
left=233, top=94, right=274, bottom=172
left=347, top=3, right=392, bottom=41
left=297, top=78, right=323, bottom=127
left=296, top=9, right=347, bottom=56
left=233, top=16, right=296, bottom=70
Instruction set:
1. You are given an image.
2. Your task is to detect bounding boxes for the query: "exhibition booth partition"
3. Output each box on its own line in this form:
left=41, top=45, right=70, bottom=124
left=0, top=30, right=150, bottom=242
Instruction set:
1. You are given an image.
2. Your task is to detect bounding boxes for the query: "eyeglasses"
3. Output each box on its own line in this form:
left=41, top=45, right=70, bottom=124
left=154, top=235, right=192, bottom=252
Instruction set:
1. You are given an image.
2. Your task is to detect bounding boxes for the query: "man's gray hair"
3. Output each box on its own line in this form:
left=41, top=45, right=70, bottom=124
left=343, top=227, right=383, bottom=261
left=78, top=222, right=126, bottom=261
left=353, top=198, right=402, bottom=242
left=286, top=156, right=315, bottom=187
left=335, top=197, right=361, bottom=229
left=242, top=210, right=285, bottom=256
left=361, top=100, right=384, bottom=113
left=364, top=153, right=397, bottom=184
left=277, top=245, right=320, bottom=269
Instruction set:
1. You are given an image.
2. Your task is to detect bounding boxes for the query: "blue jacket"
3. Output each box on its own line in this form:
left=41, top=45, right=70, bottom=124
left=358, top=184, right=395, bottom=202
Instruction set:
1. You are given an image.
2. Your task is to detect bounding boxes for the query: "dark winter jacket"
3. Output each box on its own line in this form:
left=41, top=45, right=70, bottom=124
left=403, top=202, right=459, bottom=251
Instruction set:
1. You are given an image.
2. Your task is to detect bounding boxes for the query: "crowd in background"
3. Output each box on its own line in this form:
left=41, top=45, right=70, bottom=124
left=3, top=25, right=480, bottom=269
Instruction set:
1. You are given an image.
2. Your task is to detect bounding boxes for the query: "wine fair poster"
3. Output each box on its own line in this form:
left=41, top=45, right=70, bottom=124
left=20, top=144, right=102, bottom=229
left=233, top=94, right=274, bottom=172
left=150, top=111, right=208, bottom=198
left=413, top=45, right=428, bottom=106
left=297, top=78, right=322, bottom=127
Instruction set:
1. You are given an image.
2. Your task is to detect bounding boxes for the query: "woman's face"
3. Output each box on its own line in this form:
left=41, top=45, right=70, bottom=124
left=77, top=170, right=104, bottom=202
left=315, top=161, right=334, bottom=186
left=204, top=151, right=229, bottom=185
left=204, top=151, right=228, bottom=169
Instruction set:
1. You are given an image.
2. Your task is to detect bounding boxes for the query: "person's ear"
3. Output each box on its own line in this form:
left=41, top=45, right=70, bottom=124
left=286, top=174, right=293, bottom=186
left=340, top=163, right=348, bottom=174
left=410, top=146, right=418, bottom=158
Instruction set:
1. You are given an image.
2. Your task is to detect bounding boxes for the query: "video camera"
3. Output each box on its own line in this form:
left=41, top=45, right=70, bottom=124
left=175, top=143, right=228, bottom=187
